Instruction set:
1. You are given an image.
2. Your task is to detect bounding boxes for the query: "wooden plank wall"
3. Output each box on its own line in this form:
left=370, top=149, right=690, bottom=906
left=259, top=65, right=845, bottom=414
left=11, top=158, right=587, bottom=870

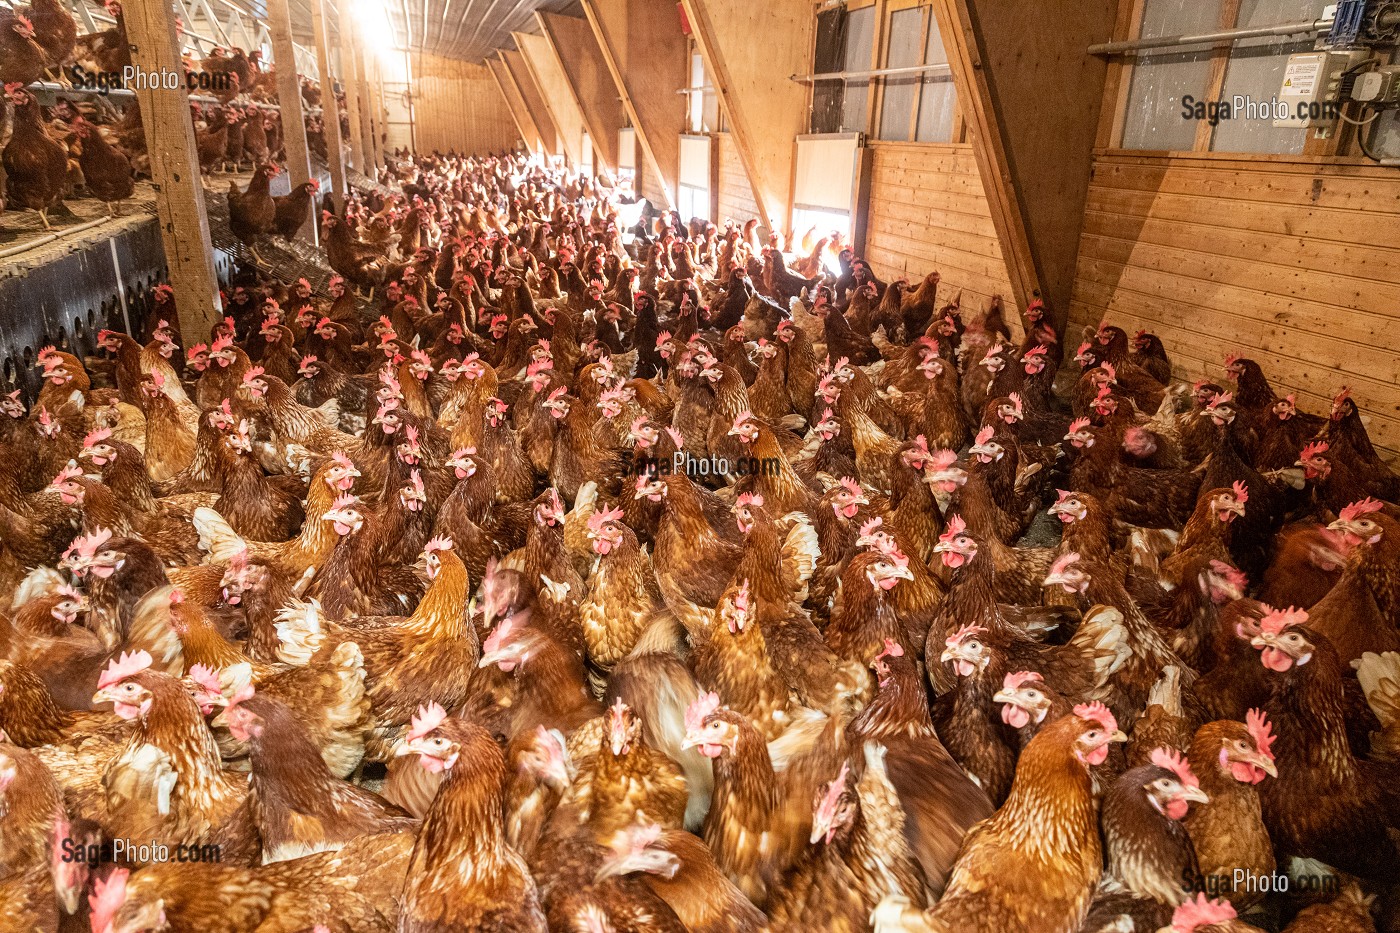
left=716, top=132, right=759, bottom=224
left=410, top=52, right=520, bottom=155
left=1070, top=151, right=1400, bottom=456
left=863, top=141, right=1017, bottom=323
left=637, top=157, right=668, bottom=209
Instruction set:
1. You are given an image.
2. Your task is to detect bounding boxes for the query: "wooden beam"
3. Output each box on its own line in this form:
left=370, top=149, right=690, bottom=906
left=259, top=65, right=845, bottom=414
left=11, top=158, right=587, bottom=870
left=930, top=0, right=1117, bottom=329
left=353, top=29, right=376, bottom=177
left=1194, top=0, right=1242, bottom=153
left=514, top=31, right=586, bottom=166
left=267, top=0, right=314, bottom=238
left=1095, top=0, right=1145, bottom=149
left=930, top=0, right=1037, bottom=316
left=122, top=0, right=222, bottom=336
left=535, top=11, right=626, bottom=174
left=501, top=49, right=558, bottom=157
left=579, top=0, right=687, bottom=208
left=368, top=54, right=386, bottom=170
left=677, top=0, right=812, bottom=236
left=338, top=0, right=366, bottom=174
left=311, top=0, right=347, bottom=210
left=488, top=56, right=544, bottom=152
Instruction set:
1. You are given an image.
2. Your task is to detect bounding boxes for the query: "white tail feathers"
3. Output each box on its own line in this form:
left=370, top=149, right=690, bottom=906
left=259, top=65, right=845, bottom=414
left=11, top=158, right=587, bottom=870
left=780, top=511, right=821, bottom=604
left=274, top=598, right=326, bottom=666
left=1072, top=605, right=1131, bottom=697
left=127, top=585, right=184, bottom=673
left=1147, top=665, right=1184, bottom=717
left=12, top=566, right=65, bottom=610
left=193, top=507, right=247, bottom=564
left=1355, top=651, right=1400, bottom=729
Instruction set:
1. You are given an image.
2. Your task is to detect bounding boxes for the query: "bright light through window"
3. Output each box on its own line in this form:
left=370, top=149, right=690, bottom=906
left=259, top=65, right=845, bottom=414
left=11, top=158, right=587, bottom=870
left=791, top=206, right=851, bottom=273
left=354, top=0, right=398, bottom=59
left=678, top=184, right=710, bottom=223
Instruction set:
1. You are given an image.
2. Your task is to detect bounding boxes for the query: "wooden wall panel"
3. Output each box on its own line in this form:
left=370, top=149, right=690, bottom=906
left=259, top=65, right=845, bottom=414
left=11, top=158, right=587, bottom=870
left=678, top=0, right=811, bottom=234
left=637, top=156, right=668, bottom=208
left=863, top=142, right=1018, bottom=327
left=537, top=12, right=627, bottom=172
left=1070, top=152, right=1400, bottom=456
left=716, top=132, right=759, bottom=224
left=581, top=0, right=688, bottom=208
left=488, top=57, right=544, bottom=153
left=515, top=31, right=587, bottom=166
left=501, top=50, right=559, bottom=158
left=410, top=51, right=520, bottom=155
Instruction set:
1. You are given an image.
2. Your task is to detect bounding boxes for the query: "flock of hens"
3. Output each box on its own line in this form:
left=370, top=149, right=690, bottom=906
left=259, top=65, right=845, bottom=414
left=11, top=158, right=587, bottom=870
left=2, top=13, right=1400, bottom=933
left=1, top=0, right=333, bottom=230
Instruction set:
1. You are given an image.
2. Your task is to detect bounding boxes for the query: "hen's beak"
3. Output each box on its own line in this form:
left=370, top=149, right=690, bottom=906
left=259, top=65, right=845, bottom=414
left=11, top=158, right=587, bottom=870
left=594, top=851, right=631, bottom=882
left=395, top=737, right=433, bottom=758
left=1110, top=730, right=1128, bottom=743
left=1239, top=749, right=1278, bottom=778
left=938, top=647, right=958, bottom=664
left=1327, top=518, right=1360, bottom=537
left=477, top=647, right=514, bottom=669
left=91, top=687, right=115, bottom=706
left=932, top=540, right=953, bottom=554
left=1179, top=785, right=1210, bottom=805
left=890, top=564, right=915, bottom=582
left=991, top=688, right=1015, bottom=705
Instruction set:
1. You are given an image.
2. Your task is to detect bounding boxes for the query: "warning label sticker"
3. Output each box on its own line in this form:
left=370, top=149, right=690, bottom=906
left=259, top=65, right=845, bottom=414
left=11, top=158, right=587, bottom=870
left=1282, top=58, right=1321, bottom=97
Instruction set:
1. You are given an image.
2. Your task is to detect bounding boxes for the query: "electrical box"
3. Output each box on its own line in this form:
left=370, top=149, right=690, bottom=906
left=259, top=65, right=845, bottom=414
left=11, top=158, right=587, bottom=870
left=1273, top=50, right=1371, bottom=127
left=1353, top=66, right=1400, bottom=105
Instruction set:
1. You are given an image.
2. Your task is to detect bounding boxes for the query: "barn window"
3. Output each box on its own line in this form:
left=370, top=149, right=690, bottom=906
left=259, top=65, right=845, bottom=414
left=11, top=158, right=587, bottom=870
left=678, top=134, right=713, bottom=222
left=875, top=2, right=956, bottom=143
left=808, top=2, right=878, bottom=135
left=1117, top=0, right=1333, bottom=154
left=687, top=46, right=720, bottom=134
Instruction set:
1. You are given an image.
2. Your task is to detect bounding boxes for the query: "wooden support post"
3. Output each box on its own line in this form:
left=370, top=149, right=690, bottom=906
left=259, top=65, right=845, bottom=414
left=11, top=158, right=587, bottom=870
left=122, top=0, right=222, bottom=336
left=933, top=0, right=1117, bottom=327
left=266, top=0, right=313, bottom=237
left=311, top=0, right=347, bottom=211
left=356, top=41, right=376, bottom=179
left=369, top=55, right=386, bottom=169
left=488, top=56, right=544, bottom=153
left=338, top=2, right=366, bottom=175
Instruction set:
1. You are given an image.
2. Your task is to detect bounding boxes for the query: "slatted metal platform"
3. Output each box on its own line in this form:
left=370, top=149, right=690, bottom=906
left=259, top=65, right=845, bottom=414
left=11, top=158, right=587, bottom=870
left=0, top=162, right=381, bottom=399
